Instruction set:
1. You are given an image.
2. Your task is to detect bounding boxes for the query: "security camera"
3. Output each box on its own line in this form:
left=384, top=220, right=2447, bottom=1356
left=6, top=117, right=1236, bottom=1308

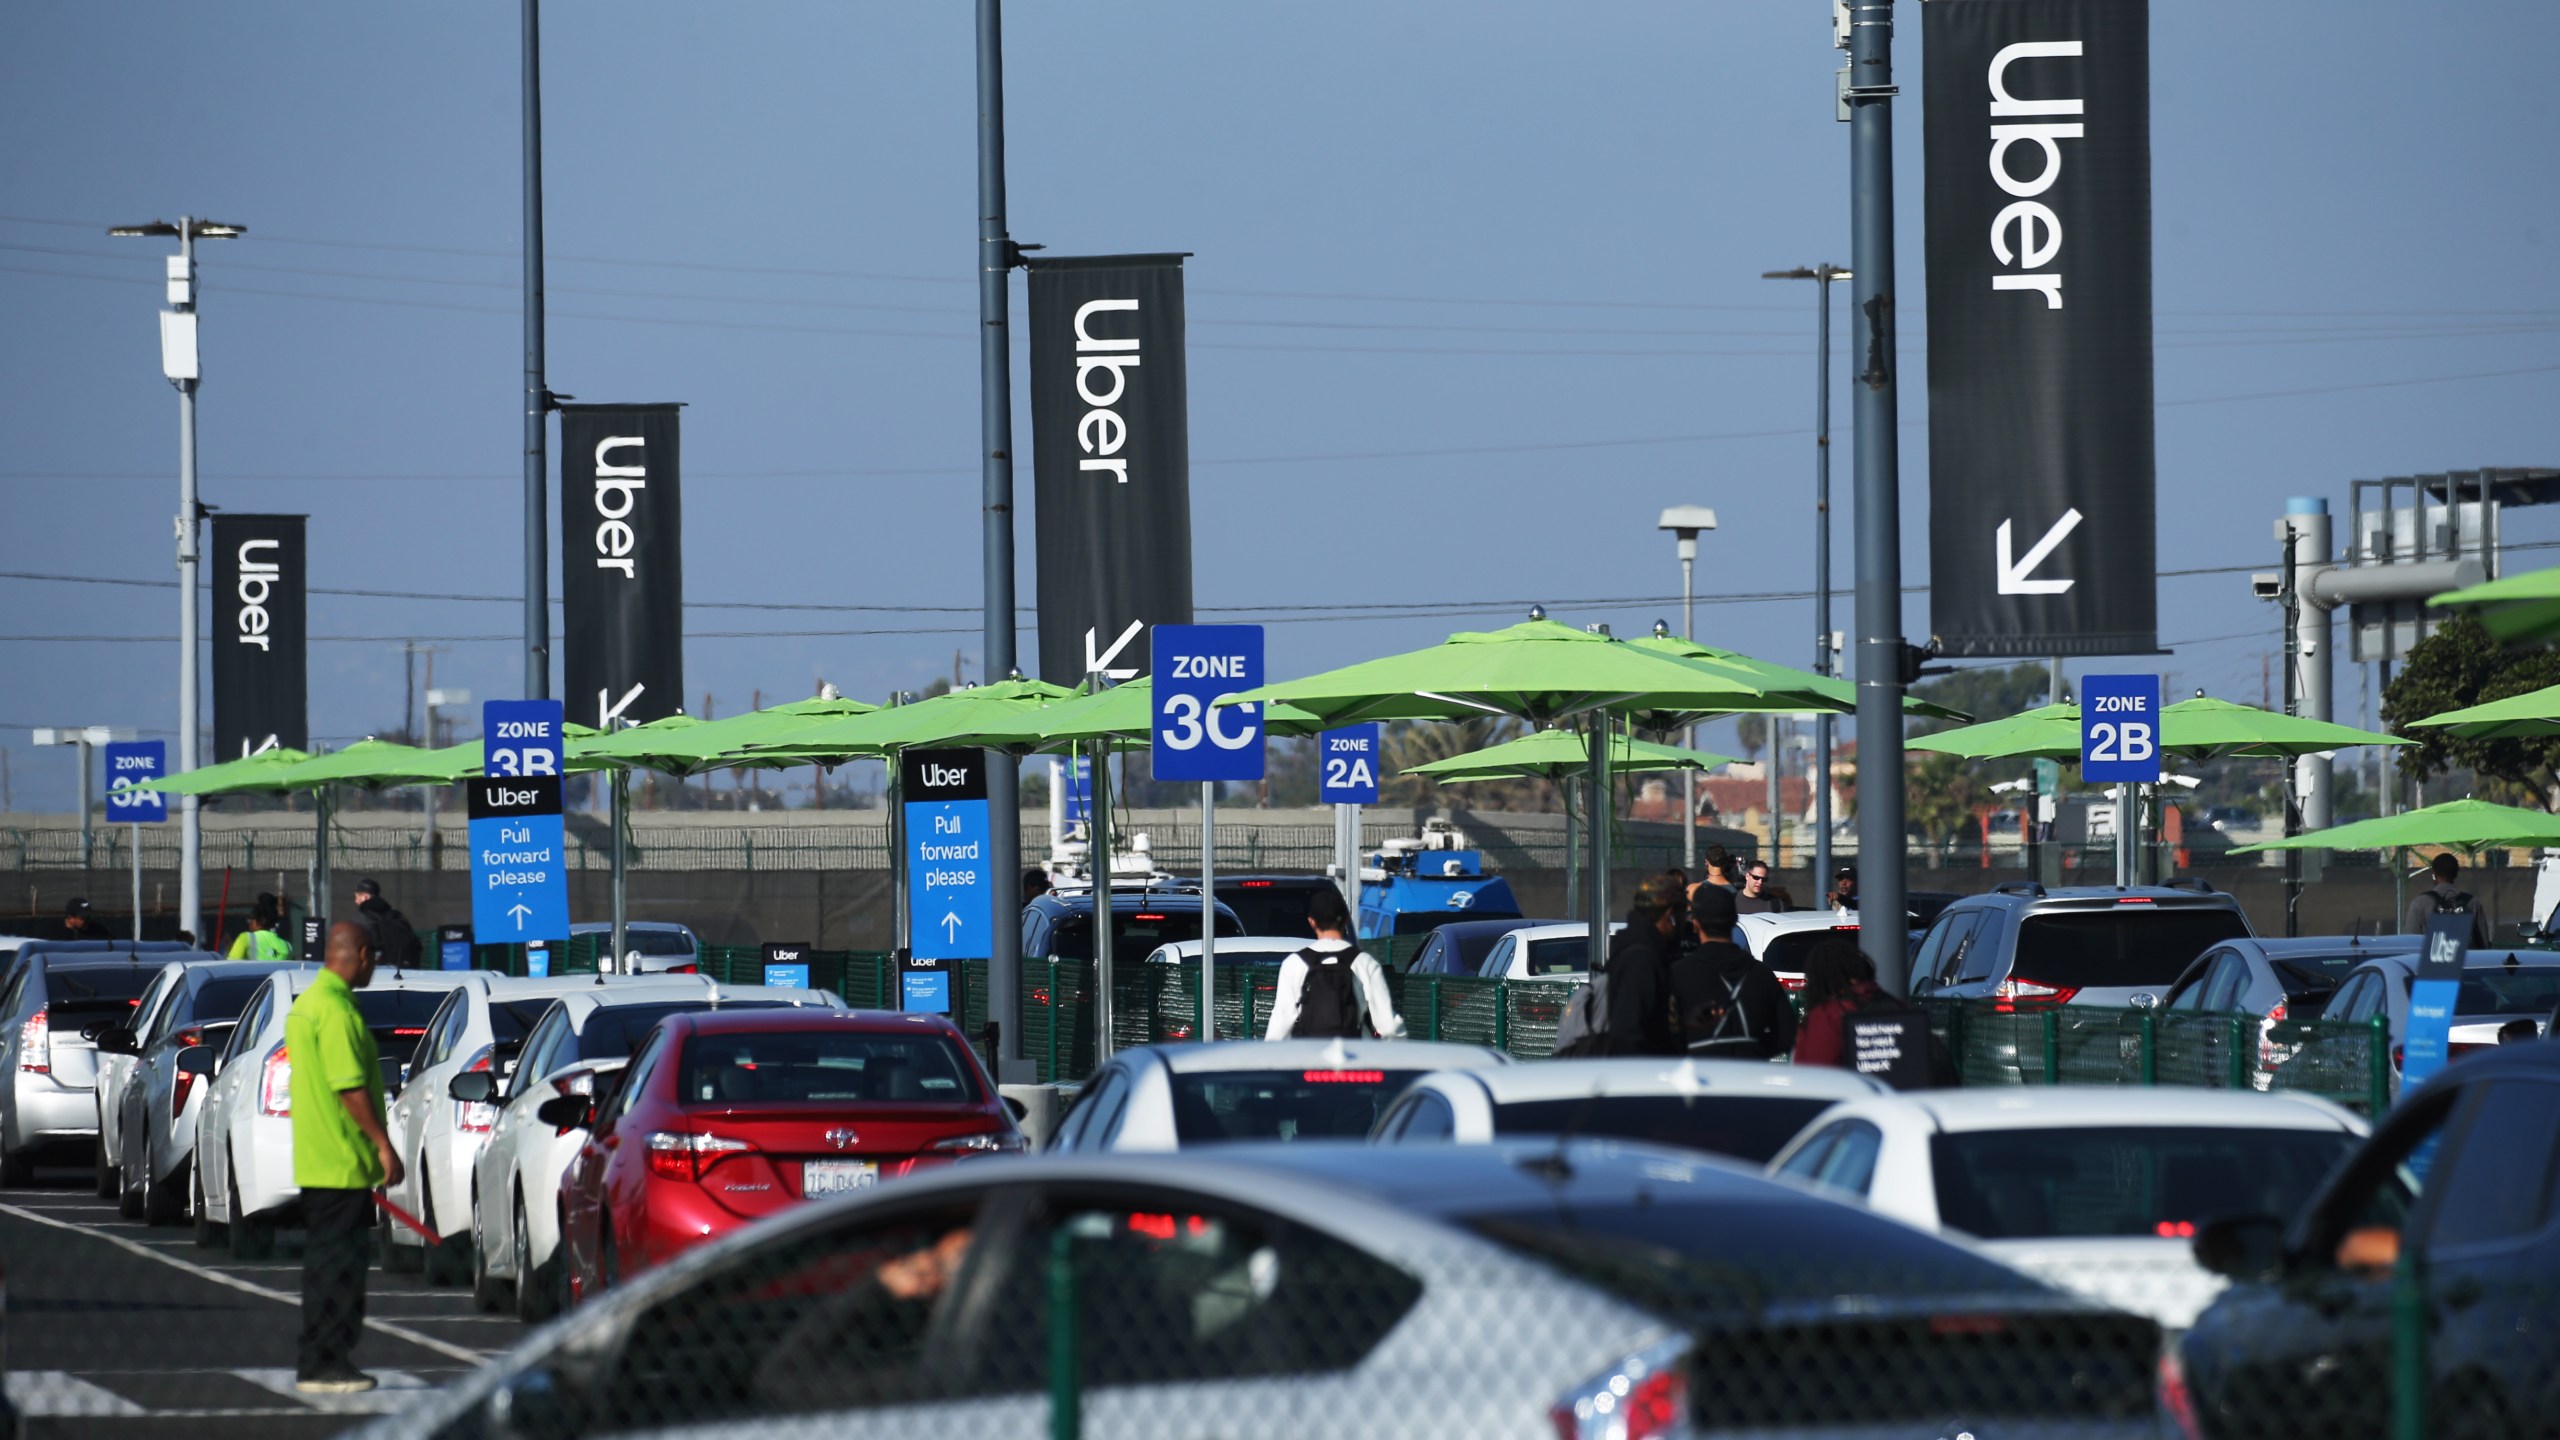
left=2250, top=573, right=2283, bottom=600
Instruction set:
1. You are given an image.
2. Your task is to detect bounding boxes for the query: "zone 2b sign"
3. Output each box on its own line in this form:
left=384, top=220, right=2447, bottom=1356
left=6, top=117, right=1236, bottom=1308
left=2080, top=674, right=2160, bottom=784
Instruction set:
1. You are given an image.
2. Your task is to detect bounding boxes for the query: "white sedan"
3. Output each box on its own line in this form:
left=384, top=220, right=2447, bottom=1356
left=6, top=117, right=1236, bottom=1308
left=1766, top=1086, right=2370, bottom=1329
left=1733, top=910, right=1866, bottom=989
left=191, top=966, right=471, bottom=1257
left=1474, top=922, right=1620, bottom=980
left=1048, top=1039, right=1507, bottom=1152
left=464, top=979, right=842, bottom=1321
left=1371, top=1057, right=1886, bottom=1165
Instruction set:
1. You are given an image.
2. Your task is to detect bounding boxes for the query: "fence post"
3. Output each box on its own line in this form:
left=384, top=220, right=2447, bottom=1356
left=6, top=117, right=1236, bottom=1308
left=2369, top=1013, right=2392, bottom=1116
left=2140, top=1010, right=2157, bottom=1087
left=1428, top=977, right=1443, bottom=1043
left=2226, top=1014, right=2248, bottom=1091
left=2041, top=1008, right=2061, bottom=1085
left=1494, top=981, right=1510, bottom=1052
left=1045, top=958, right=1059, bottom=1081
left=1048, top=1226, right=1081, bottom=1440
left=2391, top=1244, right=2427, bottom=1440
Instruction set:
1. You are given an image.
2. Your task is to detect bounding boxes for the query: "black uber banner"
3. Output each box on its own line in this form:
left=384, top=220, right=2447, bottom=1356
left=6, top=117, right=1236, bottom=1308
left=560, top=404, right=686, bottom=731
left=209, top=513, right=307, bottom=758
left=1027, top=254, right=1194, bottom=684
left=1924, top=0, right=2157, bottom=658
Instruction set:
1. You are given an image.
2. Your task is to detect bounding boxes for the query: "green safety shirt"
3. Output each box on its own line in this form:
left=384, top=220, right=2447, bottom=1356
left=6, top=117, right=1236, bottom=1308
left=285, top=969, right=386, bottom=1190
left=228, top=928, right=296, bottom=962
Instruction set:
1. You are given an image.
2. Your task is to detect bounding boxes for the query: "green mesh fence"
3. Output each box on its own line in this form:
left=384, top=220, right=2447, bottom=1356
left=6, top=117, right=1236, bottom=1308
left=1929, top=1001, right=2393, bottom=1114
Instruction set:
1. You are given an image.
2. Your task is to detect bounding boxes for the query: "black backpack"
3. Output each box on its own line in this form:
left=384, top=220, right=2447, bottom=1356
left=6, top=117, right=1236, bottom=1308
left=1290, top=948, right=1365, bottom=1039
left=363, top=904, right=424, bottom=973
left=2427, top=890, right=2490, bottom=945
left=1684, top=971, right=1763, bottom=1054
left=1842, top=991, right=1947, bottom=1090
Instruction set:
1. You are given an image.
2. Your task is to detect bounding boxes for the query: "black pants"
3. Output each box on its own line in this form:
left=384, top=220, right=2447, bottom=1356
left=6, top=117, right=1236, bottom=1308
left=299, top=1188, right=375, bottom=1376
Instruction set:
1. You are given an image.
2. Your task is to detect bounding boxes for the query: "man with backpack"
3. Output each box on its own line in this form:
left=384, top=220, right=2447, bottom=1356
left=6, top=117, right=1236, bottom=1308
left=1264, top=886, right=1406, bottom=1040
left=1588, top=876, right=1687, bottom=1057
left=350, top=879, right=423, bottom=972
left=2404, top=853, right=2490, bottom=946
left=1672, top=886, right=1798, bottom=1059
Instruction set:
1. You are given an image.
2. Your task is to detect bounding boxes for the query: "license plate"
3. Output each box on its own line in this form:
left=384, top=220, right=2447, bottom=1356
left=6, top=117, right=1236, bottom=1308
left=803, top=1159, right=879, bottom=1197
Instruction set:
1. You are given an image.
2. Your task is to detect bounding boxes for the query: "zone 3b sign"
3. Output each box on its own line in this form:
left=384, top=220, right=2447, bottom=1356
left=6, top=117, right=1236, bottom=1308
left=2080, top=674, right=2161, bottom=784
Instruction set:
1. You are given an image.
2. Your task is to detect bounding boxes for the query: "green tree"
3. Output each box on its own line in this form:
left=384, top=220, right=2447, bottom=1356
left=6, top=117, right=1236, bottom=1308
left=2381, top=615, right=2560, bottom=810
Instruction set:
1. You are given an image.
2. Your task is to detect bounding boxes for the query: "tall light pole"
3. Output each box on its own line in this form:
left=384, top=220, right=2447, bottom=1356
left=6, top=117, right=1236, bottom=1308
left=976, top=0, right=1029, bottom=1081
left=110, top=217, right=244, bottom=942
left=1657, top=507, right=1717, bottom=872
left=1845, top=0, right=1911, bottom=993
left=523, top=0, right=552, bottom=700
left=1763, top=263, right=1849, bottom=895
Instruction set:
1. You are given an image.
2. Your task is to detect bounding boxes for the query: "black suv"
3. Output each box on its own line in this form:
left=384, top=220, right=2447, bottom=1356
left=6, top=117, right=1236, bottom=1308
left=1019, top=885, right=1244, bottom=965
left=1909, top=880, right=2252, bottom=1009
left=1195, top=875, right=1339, bottom=938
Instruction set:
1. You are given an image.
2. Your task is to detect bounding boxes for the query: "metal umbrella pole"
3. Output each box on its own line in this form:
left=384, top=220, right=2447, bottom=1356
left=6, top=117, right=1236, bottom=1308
left=1089, top=731, right=1115, bottom=1063
left=1199, top=781, right=1216, bottom=1041
left=610, top=766, right=629, bottom=971
left=1584, top=712, right=1613, bottom=977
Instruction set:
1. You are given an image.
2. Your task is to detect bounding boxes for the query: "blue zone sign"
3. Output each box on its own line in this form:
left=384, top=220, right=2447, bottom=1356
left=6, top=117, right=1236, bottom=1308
left=1151, top=625, right=1266, bottom=784
left=2080, top=674, right=2161, bottom=784
left=1318, top=725, right=1381, bottom=805
left=904, top=749, right=991, bottom=972
left=104, top=741, right=167, bottom=824
left=470, top=699, right=568, bottom=943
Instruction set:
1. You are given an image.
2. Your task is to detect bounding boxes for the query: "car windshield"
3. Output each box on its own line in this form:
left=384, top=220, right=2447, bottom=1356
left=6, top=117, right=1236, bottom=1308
left=1519, top=936, right=1591, bottom=976
left=2452, top=967, right=2560, bottom=1017
left=1465, top=1197, right=2043, bottom=1316
left=357, top=989, right=452, bottom=1065
left=622, top=929, right=695, bottom=956
left=1759, top=927, right=1860, bottom=974
left=1491, top=1096, right=1837, bottom=1164
left=1218, top=883, right=1322, bottom=937
left=491, top=1000, right=553, bottom=1045
left=2011, top=907, right=2252, bottom=988
left=1927, top=1126, right=2359, bottom=1240
left=677, top=1030, right=980, bottom=1106
left=1168, top=1068, right=1427, bottom=1144
left=576, top=1000, right=792, bottom=1061
left=1048, top=906, right=1239, bottom=961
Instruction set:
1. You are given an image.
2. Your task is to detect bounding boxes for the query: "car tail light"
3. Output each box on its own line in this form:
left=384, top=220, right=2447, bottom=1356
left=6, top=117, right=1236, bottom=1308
left=928, top=1130, right=1027, bottom=1154
left=259, top=1045, right=292, bottom=1116
left=455, top=1046, right=501, bottom=1134
left=553, top=1069, right=603, bottom=1097
left=2391, top=1045, right=2404, bottom=1071
left=645, top=1130, right=754, bottom=1181
left=171, top=1027, right=205, bottom=1120
left=1778, top=975, right=1807, bottom=992
left=665, top=964, right=698, bottom=975
left=1550, top=1335, right=1688, bottom=1440
left=2158, top=1344, right=2203, bottom=1440
left=1241, top=880, right=1274, bottom=888
left=2259, top=1002, right=2289, bottom=1070
left=1992, top=977, right=2079, bottom=1011
left=1302, top=1070, right=1384, bottom=1083
left=2116, top=897, right=2156, bottom=905
left=16, top=1010, right=48, bottom=1074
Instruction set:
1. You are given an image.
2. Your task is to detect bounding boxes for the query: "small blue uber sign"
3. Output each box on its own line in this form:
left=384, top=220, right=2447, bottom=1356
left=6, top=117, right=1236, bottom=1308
left=469, top=699, right=569, bottom=943
left=1150, top=624, right=1265, bottom=784
left=2079, top=674, right=2161, bottom=785
left=103, top=740, right=167, bottom=825
left=1318, top=724, right=1381, bottom=805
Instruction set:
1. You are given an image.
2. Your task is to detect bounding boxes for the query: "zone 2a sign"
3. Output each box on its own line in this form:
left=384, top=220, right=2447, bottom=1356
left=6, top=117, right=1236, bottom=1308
left=1150, top=625, right=1265, bottom=784
left=2079, top=674, right=2160, bottom=784
left=1318, top=724, right=1380, bottom=805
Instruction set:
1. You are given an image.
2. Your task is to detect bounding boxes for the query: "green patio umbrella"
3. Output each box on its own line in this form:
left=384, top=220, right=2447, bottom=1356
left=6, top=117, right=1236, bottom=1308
left=2233, top=798, right=2560, bottom=854
left=745, top=677, right=1076, bottom=760
left=2155, top=695, right=2412, bottom=761
left=1629, top=634, right=1966, bottom=720
left=591, top=693, right=883, bottom=775
left=1404, top=727, right=1739, bottom=782
left=2406, top=682, right=2560, bottom=740
left=919, top=676, right=1327, bottom=751
left=268, top=738, right=451, bottom=789
left=133, top=745, right=313, bottom=796
left=2429, top=565, right=2560, bottom=647
left=413, top=723, right=611, bottom=779
left=1907, top=702, right=2084, bottom=761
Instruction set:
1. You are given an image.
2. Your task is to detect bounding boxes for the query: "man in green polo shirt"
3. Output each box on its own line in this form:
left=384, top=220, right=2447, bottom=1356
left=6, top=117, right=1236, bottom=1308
left=287, top=921, right=406, bottom=1394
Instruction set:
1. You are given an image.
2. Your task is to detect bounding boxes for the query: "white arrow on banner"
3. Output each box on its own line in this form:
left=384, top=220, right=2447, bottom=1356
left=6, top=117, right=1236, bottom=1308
left=1084, top=619, right=1144, bottom=681
left=507, top=902, right=533, bottom=930
left=940, top=911, right=963, bottom=942
left=1996, top=509, right=2084, bottom=595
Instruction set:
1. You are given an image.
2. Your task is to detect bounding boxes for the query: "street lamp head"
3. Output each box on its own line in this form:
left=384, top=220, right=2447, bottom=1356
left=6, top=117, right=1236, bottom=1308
left=107, top=220, right=245, bottom=240
left=1762, top=264, right=1852, bottom=282
left=1653, top=619, right=1671, bottom=639
left=1658, top=505, right=1716, bottom=560
left=1761, top=267, right=1817, bottom=280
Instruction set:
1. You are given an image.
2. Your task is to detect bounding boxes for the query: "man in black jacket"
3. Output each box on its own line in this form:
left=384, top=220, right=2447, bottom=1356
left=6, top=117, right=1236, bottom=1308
left=350, top=880, right=422, bottom=972
left=1673, top=886, right=1798, bottom=1059
left=1602, top=876, right=1687, bottom=1056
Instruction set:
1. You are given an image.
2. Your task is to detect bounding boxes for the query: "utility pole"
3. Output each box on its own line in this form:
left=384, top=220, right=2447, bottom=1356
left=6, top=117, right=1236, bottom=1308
left=111, top=216, right=243, bottom=941
left=522, top=0, right=552, bottom=701
left=2280, top=521, right=2303, bottom=937
left=1762, top=263, right=1849, bottom=890
left=749, top=687, right=764, bottom=811
left=1846, top=0, right=1910, bottom=992
left=977, top=0, right=1028, bottom=1081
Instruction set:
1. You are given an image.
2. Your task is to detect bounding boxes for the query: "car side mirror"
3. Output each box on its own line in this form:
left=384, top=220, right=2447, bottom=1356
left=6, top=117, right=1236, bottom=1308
left=2192, top=1213, right=2287, bottom=1281
left=175, top=1045, right=217, bottom=1078
left=91, top=1025, right=138, bottom=1055
left=448, top=1070, right=498, bottom=1104
left=535, top=1094, right=592, bottom=1131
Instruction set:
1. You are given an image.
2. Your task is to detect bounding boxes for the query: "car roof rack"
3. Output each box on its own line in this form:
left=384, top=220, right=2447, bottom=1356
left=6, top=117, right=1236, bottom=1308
left=2162, top=877, right=2217, bottom=894
left=1992, top=881, right=2047, bottom=898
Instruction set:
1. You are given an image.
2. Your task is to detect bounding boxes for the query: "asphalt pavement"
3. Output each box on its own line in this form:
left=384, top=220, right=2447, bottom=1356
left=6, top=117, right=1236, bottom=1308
left=0, top=1163, right=508, bottom=1439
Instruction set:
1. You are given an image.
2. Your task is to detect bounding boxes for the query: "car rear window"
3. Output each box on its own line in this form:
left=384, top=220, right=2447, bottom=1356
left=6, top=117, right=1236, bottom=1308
left=623, top=929, right=696, bottom=956
left=1047, top=907, right=1241, bottom=961
left=576, top=1000, right=791, bottom=1060
left=1168, top=1069, right=1426, bottom=1144
left=1519, top=937, right=1591, bottom=976
left=1760, top=926, right=1861, bottom=974
left=677, top=1030, right=980, bottom=1105
left=357, top=989, right=452, bottom=1064
left=1928, top=1126, right=2357, bottom=1240
left=1217, top=882, right=1326, bottom=937
left=1492, top=1096, right=1835, bottom=1164
left=189, top=975, right=269, bottom=1021
left=2451, top=967, right=2560, bottom=1017
left=43, top=964, right=158, bottom=1022
left=491, top=1000, right=553, bottom=1045
left=2268, top=954, right=2366, bottom=1004
left=2011, top=907, right=2251, bottom=988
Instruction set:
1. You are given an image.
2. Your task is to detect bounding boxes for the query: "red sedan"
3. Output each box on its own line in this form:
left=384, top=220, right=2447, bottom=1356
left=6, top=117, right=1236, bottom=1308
left=549, top=1009, right=1023, bottom=1302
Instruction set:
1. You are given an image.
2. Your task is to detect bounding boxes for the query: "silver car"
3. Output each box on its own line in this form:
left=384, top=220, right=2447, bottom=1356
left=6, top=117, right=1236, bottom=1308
left=0, top=954, right=168, bottom=1184
left=569, top=921, right=704, bottom=975
left=358, top=1142, right=2166, bottom=1440
left=99, top=960, right=307, bottom=1225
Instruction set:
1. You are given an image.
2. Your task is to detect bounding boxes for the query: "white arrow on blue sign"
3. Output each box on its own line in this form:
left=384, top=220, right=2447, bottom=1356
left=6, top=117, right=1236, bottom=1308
left=1150, top=624, right=1266, bottom=783
left=2079, top=674, right=2161, bottom=785
left=103, top=741, right=167, bottom=824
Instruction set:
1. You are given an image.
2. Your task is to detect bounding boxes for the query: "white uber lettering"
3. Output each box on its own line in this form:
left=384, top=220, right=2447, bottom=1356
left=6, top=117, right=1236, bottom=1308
left=593, top=436, right=646, bottom=578
left=1073, top=298, right=1141, bottom=485
left=1985, top=40, right=2083, bottom=310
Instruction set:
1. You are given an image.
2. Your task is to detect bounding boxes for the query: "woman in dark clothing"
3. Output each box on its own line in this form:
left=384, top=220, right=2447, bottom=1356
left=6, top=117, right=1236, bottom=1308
left=1792, top=938, right=1881, bottom=1068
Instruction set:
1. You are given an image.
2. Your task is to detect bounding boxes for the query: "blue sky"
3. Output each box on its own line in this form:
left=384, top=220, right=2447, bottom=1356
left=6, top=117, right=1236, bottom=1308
left=4, top=1, right=2555, bottom=810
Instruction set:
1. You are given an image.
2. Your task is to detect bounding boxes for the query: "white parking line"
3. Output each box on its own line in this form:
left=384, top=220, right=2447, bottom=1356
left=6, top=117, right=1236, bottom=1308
left=4, top=1371, right=147, bottom=1417
left=0, top=1202, right=481, bottom=1363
